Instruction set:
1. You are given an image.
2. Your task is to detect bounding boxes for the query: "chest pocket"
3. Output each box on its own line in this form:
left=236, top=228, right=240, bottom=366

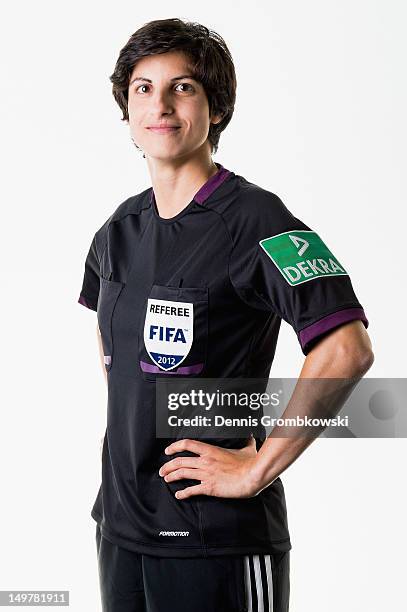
left=97, top=277, right=125, bottom=372
left=138, top=284, right=208, bottom=381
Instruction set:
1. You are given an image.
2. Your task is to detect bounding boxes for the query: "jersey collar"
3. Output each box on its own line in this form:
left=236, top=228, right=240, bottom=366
left=149, top=162, right=233, bottom=207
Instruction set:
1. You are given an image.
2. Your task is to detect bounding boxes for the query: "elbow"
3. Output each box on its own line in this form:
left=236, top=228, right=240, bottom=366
left=355, top=347, right=374, bottom=376
left=305, top=321, right=374, bottom=378
left=337, top=342, right=375, bottom=377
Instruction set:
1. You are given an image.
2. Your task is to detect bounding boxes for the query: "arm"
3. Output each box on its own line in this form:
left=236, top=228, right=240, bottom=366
left=97, top=324, right=108, bottom=386
left=159, top=320, right=374, bottom=499
left=249, top=319, right=374, bottom=493
left=97, top=324, right=107, bottom=459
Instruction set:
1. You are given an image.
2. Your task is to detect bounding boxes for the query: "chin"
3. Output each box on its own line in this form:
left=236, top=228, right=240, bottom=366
left=147, top=146, right=195, bottom=162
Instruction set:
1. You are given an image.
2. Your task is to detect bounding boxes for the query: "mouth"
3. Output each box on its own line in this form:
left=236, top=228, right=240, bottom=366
left=146, top=126, right=181, bottom=134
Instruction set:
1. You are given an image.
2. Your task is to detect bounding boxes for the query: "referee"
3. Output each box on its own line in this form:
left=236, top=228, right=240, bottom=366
left=78, top=17, right=374, bottom=612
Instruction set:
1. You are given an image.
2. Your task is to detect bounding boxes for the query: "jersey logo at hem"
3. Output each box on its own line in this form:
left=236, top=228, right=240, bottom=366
left=259, top=230, right=348, bottom=286
left=158, top=531, right=190, bottom=536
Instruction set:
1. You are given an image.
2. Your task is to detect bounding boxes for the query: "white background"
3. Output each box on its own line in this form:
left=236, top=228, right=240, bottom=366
left=1, top=1, right=406, bottom=610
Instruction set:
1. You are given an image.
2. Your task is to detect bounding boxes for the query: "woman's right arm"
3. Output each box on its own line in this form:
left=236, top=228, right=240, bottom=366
left=97, top=324, right=107, bottom=385
left=97, top=324, right=107, bottom=458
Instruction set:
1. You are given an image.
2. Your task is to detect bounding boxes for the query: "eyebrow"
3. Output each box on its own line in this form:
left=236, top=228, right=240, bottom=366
left=129, top=74, right=198, bottom=87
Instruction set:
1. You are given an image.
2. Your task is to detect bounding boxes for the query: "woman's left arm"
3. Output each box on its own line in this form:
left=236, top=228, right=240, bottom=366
left=159, top=320, right=374, bottom=499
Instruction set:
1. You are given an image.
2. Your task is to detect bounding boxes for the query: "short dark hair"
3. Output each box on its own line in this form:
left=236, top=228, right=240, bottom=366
left=110, top=18, right=236, bottom=154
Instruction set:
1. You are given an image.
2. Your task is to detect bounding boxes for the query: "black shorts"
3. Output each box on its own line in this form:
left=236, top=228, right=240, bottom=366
left=96, top=524, right=290, bottom=611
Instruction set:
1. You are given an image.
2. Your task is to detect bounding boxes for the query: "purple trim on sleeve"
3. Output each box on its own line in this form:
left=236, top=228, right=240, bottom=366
left=104, top=356, right=112, bottom=365
left=299, top=307, right=369, bottom=353
left=149, top=163, right=231, bottom=205
left=78, top=294, right=97, bottom=311
left=140, top=361, right=204, bottom=375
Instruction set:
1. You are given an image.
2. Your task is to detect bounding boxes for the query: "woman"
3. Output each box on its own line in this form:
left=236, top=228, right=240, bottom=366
left=78, top=17, right=373, bottom=612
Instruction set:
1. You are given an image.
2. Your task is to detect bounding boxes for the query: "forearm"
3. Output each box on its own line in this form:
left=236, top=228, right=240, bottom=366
left=96, top=325, right=107, bottom=457
left=250, top=378, right=358, bottom=492
left=97, top=324, right=108, bottom=385
left=250, top=321, right=374, bottom=493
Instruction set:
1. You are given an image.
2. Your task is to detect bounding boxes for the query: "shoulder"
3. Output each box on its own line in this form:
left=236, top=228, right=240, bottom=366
left=109, top=187, right=151, bottom=222
left=92, top=188, right=151, bottom=256
left=237, top=179, right=295, bottom=220
left=219, top=175, right=307, bottom=242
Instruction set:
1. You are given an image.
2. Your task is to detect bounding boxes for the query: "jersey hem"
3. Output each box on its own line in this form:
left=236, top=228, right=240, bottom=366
left=91, top=511, right=292, bottom=558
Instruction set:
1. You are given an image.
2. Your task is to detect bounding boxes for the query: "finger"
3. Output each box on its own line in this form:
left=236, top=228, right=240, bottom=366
left=159, top=456, right=201, bottom=476
left=175, top=483, right=208, bottom=500
left=164, top=468, right=205, bottom=483
left=165, top=438, right=209, bottom=456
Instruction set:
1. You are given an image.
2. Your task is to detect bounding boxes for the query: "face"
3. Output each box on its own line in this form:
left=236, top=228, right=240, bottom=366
left=127, top=50, right=222, bottom=162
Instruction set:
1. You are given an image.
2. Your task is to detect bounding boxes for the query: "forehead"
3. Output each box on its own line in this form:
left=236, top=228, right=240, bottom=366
left=129, top=50, right=194, bottom=81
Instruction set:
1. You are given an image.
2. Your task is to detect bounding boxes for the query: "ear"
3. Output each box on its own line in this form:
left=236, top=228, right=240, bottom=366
left=210, top=112, right=224, bottom=125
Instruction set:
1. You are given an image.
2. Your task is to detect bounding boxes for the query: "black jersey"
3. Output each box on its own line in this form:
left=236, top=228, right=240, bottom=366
left=78, top=163, right=368, bottom=558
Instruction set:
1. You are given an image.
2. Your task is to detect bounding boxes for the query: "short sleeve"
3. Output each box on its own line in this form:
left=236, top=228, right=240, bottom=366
left=228, top=195, right=369, bottom=355
left=78, top=234, right=100, bottom=312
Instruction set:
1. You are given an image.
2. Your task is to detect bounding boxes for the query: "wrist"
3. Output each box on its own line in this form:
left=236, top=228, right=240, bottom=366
left=248, top=455, right=275, bottom=495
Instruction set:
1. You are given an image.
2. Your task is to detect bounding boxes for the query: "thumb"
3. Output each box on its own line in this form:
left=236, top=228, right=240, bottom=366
left=246, top=434, right=257, bottom=448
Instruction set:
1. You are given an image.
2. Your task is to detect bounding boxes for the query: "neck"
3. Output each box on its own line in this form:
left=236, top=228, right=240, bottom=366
left=146, top=149, right=219, bottom=219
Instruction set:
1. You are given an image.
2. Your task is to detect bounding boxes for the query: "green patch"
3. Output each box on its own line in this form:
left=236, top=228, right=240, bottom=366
left=259, top=230, right=348, bottom=286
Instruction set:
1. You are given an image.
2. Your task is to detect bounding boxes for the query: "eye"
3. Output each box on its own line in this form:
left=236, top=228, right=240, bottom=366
left=175, top=82, right=194, bottom=92
left=135, top=84, right=151, bottom=94
left=133, top=82, right=195, bottom=95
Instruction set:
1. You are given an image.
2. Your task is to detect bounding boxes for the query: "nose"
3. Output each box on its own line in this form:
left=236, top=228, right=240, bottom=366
left=150, top=88, right=174, bottom=116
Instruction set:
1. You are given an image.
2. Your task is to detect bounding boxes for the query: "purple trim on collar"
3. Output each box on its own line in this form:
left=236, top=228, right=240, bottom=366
left=299, top=307, right=369, bottom=354
left=148, top=163, right=231, bottom=205
left=193, top=164, right=232, bottom=204
left=140, top=361, right=204, bottom=375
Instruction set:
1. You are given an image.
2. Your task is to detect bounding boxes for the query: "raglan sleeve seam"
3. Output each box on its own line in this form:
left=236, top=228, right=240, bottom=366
left=220, top=208, right=296, bottom=320
left=220, top=212, right=277, bottom=313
